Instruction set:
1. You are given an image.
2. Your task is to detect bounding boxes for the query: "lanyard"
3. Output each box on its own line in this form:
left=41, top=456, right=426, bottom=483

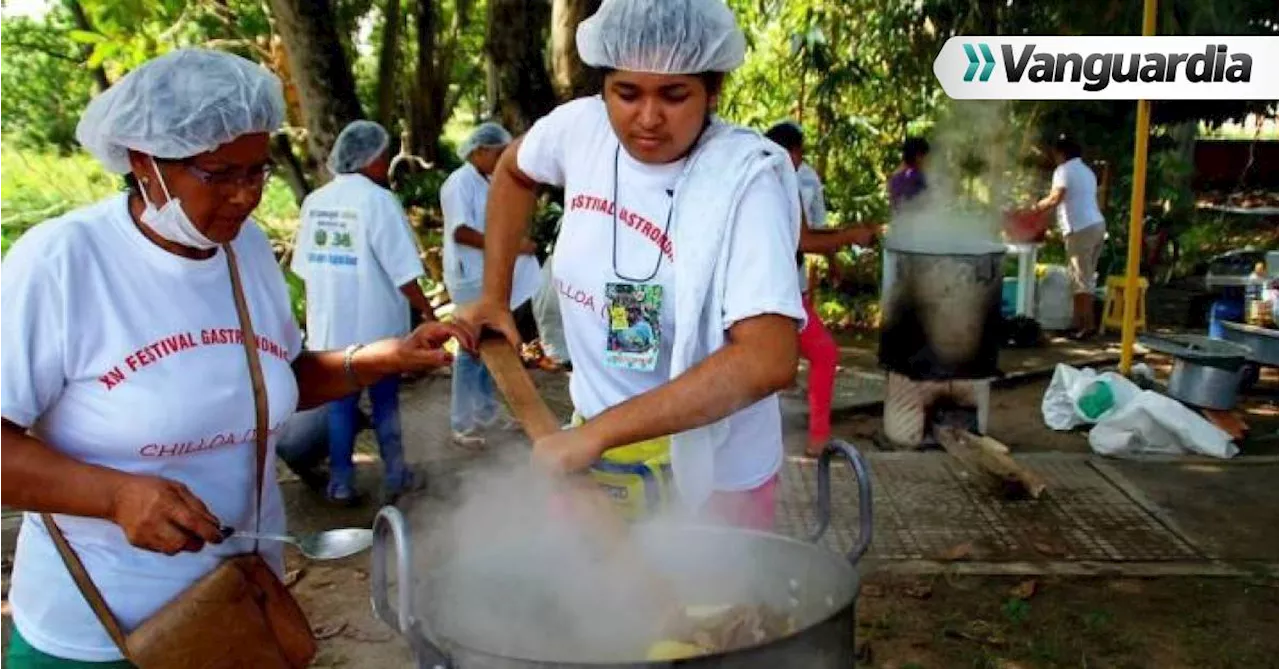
left=610, top=144, right=675, bottom=283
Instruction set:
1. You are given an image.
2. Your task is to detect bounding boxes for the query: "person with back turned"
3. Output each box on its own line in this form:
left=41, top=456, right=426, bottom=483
left=291, top=120, right=437, bottom=505
left=1026, top=134, right=1106, bottom=340
left=440, top=122, right=542, bottom=446
left=763, top=120, right=877, bottom=457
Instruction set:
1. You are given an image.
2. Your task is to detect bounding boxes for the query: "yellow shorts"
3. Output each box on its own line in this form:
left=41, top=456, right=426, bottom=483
left=572, top=413, right=674, bottom=520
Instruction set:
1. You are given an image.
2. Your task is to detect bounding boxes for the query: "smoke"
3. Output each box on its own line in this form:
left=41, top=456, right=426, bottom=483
left=886, top=100, right=1022, bottom=255
left=407, top=448, right=788, bottom=663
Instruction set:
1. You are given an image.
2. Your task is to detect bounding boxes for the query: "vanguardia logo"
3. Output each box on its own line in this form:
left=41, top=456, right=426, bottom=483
left=934, top=37, right=1277, bottom=100
left=963, top=43, right=996, bottom=82
left=998, top=44, right=1252, bottom=91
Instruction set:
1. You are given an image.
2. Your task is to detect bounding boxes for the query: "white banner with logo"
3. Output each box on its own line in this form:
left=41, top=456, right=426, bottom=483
left=934, top=36, right=1280, bottom=100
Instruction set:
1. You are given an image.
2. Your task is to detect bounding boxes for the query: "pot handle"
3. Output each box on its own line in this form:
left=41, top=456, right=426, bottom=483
left=809, top=439, right=875, bottom=564
left=371, top=506, right=451, bottom=669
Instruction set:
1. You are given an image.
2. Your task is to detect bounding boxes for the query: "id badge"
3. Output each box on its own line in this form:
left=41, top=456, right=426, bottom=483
left=604, top=282, right=663, bottom=372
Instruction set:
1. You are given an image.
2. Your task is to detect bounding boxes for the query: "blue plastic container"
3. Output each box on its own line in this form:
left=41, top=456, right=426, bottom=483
left=1001, top=278, right=1018, bottom=318
left=1208, top=295, right=1245, bottom=339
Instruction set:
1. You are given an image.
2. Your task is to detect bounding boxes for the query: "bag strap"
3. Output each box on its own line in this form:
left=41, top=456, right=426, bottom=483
left=223, top=243, right=271, bottom=551
left=41, top=512, right=132, bottom=657
left=41, top=243, right=272, bottom=661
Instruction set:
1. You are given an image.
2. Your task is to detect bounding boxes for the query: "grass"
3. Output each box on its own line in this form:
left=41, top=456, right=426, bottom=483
left=2, top=137, right=302, bottom=255
left=1, top=139, right=119, bottom=254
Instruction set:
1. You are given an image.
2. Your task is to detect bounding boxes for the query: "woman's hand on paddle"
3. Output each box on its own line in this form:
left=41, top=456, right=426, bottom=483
left=108, top=475, right=224, bottom=555
left=454, top=297, right=521, bottom=352
left=532, top=427, right=608, bottom=475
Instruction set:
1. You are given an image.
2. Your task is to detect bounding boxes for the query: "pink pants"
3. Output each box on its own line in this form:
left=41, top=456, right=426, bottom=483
left=798, top=295, right=838, bottom=444
left=704, top=475, right=779, bottom=531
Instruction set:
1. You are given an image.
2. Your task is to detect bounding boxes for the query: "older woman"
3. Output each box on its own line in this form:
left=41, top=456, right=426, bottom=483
left=0, top=48, right=465, bottom=666
left=458, top=0, right=805, bottom=529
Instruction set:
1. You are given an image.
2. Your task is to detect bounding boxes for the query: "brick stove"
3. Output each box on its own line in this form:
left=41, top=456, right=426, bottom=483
left=881, top=372, right=991, bottom=449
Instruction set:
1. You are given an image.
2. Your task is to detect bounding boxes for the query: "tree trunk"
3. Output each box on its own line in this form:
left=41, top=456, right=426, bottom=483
left=408, top=0, right=445, bottom=162
left=63, top=0, right=110, bottom=92
left=375, top=0, right=402, bottom=130
left=267, top=0, right=364, bottom=179
left=549, top=0, right=601, bottom=101
left=270, top=133, right=311, bottom=203
left=486, top=0, right=557, bottom=134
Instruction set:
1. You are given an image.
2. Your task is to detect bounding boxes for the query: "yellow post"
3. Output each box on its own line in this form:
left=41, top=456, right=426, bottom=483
left=1120, top=0, right=1159, bottom=374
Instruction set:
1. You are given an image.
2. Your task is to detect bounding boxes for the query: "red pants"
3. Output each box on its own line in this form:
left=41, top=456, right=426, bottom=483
left=704, top=475, right=779, bottom=531
left=798, top=295, right=838, bottom=445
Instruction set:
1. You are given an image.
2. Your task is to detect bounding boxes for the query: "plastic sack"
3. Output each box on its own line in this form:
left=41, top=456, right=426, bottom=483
left=1042, top=364, right=1097, bottom=430
left=1042, top=364, right=1139, bottom=430
left=533, top=255, right=569, bottom=364
left=1089, top=391, right=1238, bottom=459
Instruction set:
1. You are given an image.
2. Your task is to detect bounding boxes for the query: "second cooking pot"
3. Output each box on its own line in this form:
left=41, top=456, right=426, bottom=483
left=879, top=244, right=1006, bottom=380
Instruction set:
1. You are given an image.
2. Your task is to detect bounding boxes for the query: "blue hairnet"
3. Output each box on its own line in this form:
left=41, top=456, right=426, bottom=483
left=457, top=122, right=513, bottom=160
left=328, top=120, right=391, bottom=174
left=576, top=0, right=746, bottom=74
left=76, top=48, right=285, bottom=174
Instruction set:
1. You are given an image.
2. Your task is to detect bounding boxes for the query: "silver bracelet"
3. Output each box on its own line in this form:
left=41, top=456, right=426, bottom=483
left=342, top=343, right=365, bottom=387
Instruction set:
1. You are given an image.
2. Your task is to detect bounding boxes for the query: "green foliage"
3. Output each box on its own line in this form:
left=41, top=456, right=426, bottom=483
left=1, top=12, right=96, bottom=152
left=3, top=0, right=1276, bottom=332
left=1, top=138, right=120, bottom=254
left=1001, top=597, right=1031, bottom=625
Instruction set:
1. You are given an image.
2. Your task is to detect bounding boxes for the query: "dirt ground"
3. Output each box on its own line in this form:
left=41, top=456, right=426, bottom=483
left=856, top=573, right=1278, bottom=669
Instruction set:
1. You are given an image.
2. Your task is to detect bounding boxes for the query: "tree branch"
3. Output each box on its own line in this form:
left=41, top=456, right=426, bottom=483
left=64, top=0, right=110, bottom=91
left=3, top=40, right=79, bottom=62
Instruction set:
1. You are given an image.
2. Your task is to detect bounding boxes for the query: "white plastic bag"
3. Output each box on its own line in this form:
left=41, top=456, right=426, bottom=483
left=532, top=254, right=569, bottom=364
left=1089, top=391, right=1238, bottom=459
left=1042, top=364, right=1096, bottom=430
left=1042, top=364, right=1142, bottom=430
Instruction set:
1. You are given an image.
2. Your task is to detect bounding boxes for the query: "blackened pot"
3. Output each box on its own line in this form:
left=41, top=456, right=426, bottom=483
left=879, top=246, right=1006, bottom=380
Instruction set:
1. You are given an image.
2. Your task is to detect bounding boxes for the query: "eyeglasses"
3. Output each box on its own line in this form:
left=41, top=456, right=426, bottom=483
left=156, top=158, right=275, bottom=189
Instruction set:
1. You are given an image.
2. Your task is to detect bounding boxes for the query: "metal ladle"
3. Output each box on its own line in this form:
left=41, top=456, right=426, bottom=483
left=221, top=526, right=374, bottom=561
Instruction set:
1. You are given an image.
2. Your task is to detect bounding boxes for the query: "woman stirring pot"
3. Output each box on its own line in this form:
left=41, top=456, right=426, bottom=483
left=458, top=0, right=805, bottom=529
left=0, top=49, right=465, bottom=667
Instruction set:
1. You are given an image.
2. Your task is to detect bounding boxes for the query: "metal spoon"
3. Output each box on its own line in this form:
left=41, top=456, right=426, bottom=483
left=220, top=526, right=374, bottom=561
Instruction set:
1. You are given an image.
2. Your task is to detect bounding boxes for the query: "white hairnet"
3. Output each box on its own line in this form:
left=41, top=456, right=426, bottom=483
left=328, top=120, right=391, bottom=174
left=576, top=0, right=746, bottom=75
left=76, top=48, right=285, bottom=174
left=456, top=122, right=512, bottom=160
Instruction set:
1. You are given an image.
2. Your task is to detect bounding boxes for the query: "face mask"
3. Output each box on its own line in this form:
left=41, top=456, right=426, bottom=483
left=139, top=157, right=220, bottom=251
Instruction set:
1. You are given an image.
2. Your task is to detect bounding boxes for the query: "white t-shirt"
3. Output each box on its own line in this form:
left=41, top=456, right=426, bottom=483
left=796, top=162, right=828, bottom=292
left=0, top=194, right=301, bottom=661
left=439, top=162, right=542, bottom=307
left=517, top=96, right=804, bottom=492
left=1051, top=157, right=1105, bottom=234
left=290, top=174, right=425, bottom=350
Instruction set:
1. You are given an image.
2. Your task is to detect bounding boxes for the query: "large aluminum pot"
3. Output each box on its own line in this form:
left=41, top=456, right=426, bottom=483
left=1140, top=333, right=1252, bottom=410
left=879, top=244, right=1006, bottom=380
left=371, top=441, right=874, bottom=668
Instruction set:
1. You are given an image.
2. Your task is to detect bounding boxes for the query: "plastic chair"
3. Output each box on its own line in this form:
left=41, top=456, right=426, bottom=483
left=1100, top=276, right=1148, bottom=334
